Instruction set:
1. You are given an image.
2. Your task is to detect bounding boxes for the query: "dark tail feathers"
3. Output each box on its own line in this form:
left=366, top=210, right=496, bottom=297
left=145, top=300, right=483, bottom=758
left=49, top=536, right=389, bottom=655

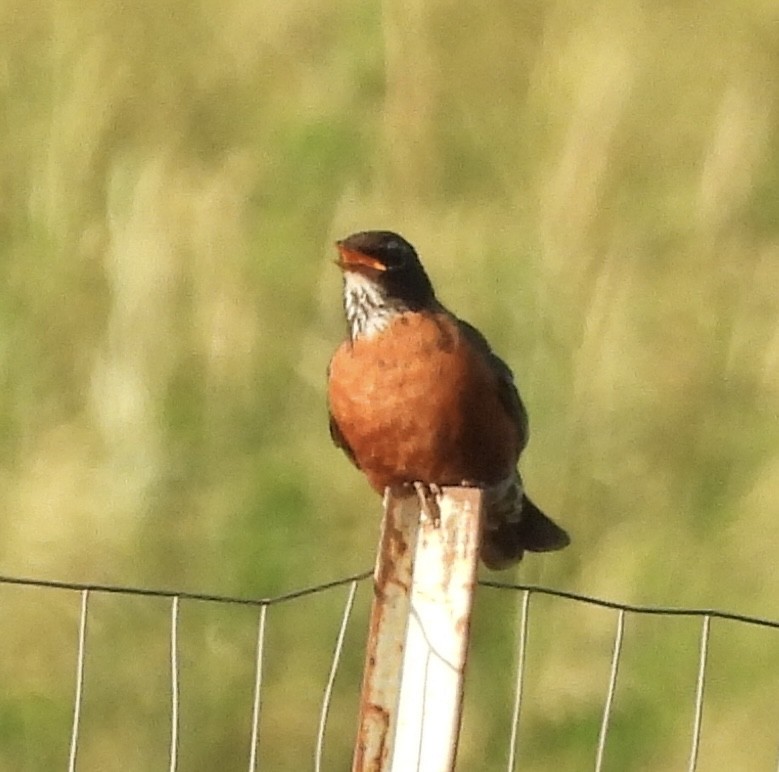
left=480, top=496, right=570, bottom=570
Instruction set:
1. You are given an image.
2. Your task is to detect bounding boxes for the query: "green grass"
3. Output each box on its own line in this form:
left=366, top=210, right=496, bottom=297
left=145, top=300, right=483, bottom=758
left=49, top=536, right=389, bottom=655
left=1, top=0, right=778, bottom=769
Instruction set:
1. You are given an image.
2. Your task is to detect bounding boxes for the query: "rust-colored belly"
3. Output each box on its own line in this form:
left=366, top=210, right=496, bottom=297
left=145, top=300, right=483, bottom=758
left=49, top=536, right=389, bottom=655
left=327, top=312, right=519, bottom=492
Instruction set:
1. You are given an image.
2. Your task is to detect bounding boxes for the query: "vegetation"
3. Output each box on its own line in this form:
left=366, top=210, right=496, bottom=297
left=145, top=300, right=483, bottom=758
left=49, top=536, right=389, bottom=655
left=1, top=0, right=778, bottom=769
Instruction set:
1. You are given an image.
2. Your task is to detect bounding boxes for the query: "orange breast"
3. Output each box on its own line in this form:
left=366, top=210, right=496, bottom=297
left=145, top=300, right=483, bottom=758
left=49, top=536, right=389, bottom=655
left=327, top=311, right=520, bottom=492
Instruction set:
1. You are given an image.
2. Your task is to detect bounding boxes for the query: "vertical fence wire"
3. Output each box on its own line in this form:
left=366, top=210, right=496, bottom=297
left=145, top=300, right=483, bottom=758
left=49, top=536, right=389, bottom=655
left=688, top=614, right=711, bottom=772
left=248, top=604, right=269, bottom=772
left=507, top=590, right=531, bottom=772
left=314, top=579, right=360, bottom=772
left=2, top=572, right=779, bottom=770
left=414, top=647, right=435, bottom=770
left=169, top=596, right=181, bottom=772
left=67, top=589, right=90, bottom=772
left=594, top=608, right=626, bottom=772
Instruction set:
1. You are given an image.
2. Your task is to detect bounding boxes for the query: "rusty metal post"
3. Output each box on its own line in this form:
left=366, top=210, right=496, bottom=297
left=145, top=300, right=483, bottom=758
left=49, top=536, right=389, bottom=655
left=352, top=487, right=483, bottom=772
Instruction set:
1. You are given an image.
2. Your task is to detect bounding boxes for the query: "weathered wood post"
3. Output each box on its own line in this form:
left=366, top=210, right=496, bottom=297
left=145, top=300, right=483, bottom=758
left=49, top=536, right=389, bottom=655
left=352, top=486, right=483, bottom=772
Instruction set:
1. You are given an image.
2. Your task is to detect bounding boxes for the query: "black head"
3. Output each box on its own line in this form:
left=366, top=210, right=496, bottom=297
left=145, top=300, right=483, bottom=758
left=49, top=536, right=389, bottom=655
left=335, top=230, right=436, bottom=309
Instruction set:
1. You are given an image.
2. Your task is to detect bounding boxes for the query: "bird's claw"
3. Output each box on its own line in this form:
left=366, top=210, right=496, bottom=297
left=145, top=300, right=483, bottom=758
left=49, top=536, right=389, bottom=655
left=413, top=482, right=442, bottom=526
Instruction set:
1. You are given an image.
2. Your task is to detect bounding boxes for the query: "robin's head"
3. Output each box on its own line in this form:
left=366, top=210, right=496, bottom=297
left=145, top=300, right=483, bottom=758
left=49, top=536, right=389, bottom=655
left=335, top=231, right=437, bottom=339
left=336, top=232, right=435, bottom=306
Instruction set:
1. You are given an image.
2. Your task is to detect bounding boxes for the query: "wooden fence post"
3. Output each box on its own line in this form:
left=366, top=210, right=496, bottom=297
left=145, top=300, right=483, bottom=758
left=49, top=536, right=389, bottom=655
left=352, top=486, right=483, bottom=772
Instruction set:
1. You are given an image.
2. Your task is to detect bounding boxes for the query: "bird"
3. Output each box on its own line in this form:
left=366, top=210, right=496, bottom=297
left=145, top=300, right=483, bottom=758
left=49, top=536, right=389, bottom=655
left=326, top=230, right=569, bottom=569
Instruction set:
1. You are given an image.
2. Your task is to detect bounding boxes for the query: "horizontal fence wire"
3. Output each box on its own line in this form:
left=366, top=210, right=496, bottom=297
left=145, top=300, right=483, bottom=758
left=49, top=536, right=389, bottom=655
left=0, top=571, right=373, bottom=607
left=2, top=572, right=778, bottom=628
left=481, top=582, right=779, bottom=772
left=3, top=571, right=779, bottom=771
left=479, top=580, right=779, bottom=630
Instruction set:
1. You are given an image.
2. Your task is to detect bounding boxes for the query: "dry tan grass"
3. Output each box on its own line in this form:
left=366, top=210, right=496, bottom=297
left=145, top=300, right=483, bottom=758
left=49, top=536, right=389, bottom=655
left=0, top=0, right=778, bottom=768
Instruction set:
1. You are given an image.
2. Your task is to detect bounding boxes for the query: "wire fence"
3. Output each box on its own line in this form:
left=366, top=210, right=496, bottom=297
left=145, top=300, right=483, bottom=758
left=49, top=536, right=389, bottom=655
left=0, top=571, right=371, bottom=772
left=2, top=571, right=779, bottom=771
left=480, top=581, right=779, bottom=772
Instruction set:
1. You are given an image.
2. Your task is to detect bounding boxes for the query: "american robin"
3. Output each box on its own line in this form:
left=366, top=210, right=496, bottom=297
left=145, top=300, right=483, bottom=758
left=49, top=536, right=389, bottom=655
left=327, top=230, right=569, bottom=569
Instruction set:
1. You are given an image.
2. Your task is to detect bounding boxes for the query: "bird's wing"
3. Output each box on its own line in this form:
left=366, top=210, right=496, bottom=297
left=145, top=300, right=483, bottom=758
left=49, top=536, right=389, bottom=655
left=328, top=412, right=360, bottom=467
left=457, top=318, right=529, bottom=452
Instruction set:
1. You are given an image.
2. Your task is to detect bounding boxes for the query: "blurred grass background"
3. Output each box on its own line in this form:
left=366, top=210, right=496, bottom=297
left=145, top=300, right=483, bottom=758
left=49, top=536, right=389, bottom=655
left=1, top=0, right=778, bottom=769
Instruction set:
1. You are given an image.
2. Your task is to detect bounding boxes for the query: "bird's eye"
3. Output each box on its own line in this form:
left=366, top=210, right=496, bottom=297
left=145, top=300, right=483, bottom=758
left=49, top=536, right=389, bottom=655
left=382, top=240, right=406, bottom=268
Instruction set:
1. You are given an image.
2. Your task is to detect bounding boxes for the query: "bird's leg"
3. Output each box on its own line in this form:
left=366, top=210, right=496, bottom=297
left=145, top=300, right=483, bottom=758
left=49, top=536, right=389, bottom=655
left=413, top=481, right=442, bottom=526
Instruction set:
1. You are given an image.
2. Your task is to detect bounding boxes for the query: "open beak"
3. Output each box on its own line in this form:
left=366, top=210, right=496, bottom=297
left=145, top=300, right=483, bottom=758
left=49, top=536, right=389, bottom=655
left=335, top=241, right=387, bottom=272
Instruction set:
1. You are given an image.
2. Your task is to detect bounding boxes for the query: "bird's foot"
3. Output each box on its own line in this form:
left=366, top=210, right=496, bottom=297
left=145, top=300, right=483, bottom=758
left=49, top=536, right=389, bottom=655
left=413, top=482, right=442, bottom=526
